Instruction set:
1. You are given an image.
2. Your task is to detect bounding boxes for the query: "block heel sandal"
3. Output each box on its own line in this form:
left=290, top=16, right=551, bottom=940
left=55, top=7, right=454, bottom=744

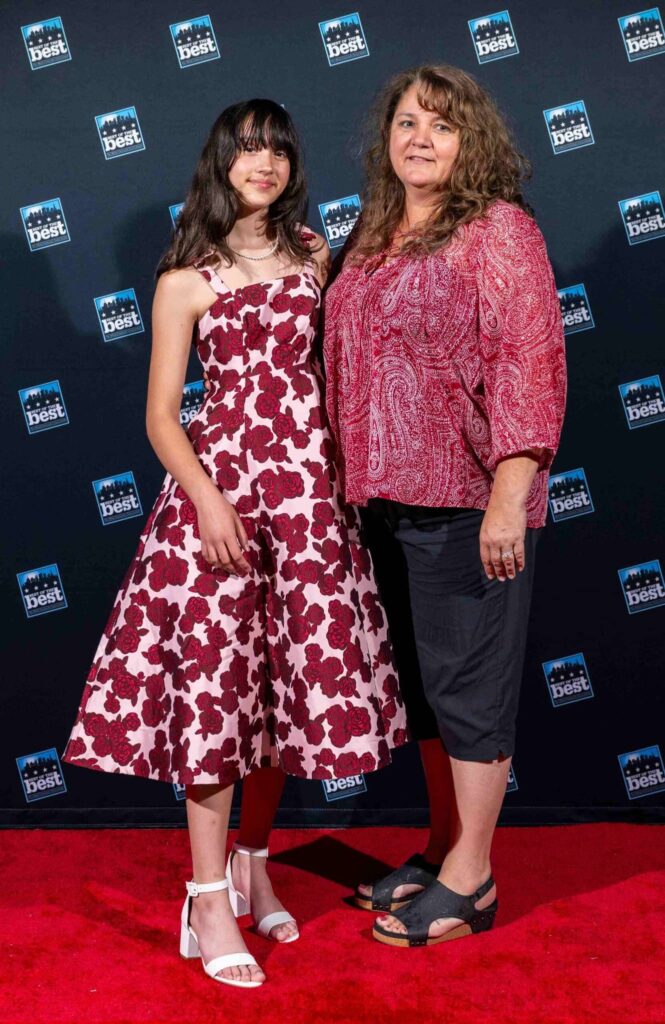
left=180, top=879, right=264, bottom=988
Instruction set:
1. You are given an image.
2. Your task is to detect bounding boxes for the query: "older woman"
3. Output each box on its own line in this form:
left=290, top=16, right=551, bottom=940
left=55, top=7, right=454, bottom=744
left=323, top=65, right=566, bottom=947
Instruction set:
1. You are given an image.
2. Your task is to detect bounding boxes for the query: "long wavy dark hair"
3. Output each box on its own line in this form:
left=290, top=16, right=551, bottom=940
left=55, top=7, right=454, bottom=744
left=350, top=64, right=532, bottom=262
left=156, top=99, right=312, bottom=276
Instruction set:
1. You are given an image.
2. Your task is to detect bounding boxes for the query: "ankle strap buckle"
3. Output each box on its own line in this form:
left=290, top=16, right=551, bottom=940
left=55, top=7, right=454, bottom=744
left=186, top=879, right=229, bottom=897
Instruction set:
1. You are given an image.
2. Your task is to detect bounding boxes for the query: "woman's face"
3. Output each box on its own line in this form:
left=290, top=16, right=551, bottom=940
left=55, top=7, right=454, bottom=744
left=389, top=84, right=461, bottom=195
left=228, top=133, right=291, bottom=212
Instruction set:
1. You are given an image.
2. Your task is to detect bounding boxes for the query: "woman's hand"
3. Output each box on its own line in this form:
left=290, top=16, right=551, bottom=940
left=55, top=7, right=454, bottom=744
left=479, top=497, right=526, bottom=581
left=196, top=484, right=250, bottom=576
left=480, top=452, right=541, bottom=581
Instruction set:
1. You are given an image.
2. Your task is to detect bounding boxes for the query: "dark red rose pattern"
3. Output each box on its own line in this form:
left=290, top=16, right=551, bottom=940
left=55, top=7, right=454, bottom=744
left=63, top=263, right=407, bottom=786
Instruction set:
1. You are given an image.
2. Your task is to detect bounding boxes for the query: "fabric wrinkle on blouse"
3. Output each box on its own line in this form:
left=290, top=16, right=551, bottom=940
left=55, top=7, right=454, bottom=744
left=322, top=200, right=567, bottom=528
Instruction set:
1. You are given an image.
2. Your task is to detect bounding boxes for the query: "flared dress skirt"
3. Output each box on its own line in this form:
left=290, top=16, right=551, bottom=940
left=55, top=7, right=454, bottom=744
left=63, top=265, right=408, bottom=786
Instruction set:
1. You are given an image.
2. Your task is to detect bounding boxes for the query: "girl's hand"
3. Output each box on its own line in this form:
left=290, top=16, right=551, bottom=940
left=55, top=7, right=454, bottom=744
left=196, top=485, right=250, bottom=576
left=479, top=497, right=527, bottom=582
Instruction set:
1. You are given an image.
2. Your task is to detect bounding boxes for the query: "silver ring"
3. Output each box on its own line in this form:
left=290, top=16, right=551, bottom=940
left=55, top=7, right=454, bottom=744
left=501, top=550, right=514, bottom=559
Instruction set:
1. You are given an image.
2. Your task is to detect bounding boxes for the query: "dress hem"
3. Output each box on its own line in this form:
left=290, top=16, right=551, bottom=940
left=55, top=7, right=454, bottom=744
left=61, top=733, right=408, bottom=788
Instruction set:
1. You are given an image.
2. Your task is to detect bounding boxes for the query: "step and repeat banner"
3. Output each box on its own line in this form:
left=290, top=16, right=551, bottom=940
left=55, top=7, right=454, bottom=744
left=2, top=1, right=664, bottom=825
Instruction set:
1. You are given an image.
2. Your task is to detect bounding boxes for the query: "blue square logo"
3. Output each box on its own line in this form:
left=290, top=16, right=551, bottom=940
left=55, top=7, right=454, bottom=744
left=20, top=198, right=70, bottom=252
left=16, top=748, right=67, bottom=803
left=18, top=380, right=69, bottom=434
left=21, top=17, right=71, bottom=70
left=548, top=468, right=594, bottom=522
left=169, top=202, right=184, bottom=229
left=173, top=783, right=187, bottom=800
left=181, top=380, right=205, bottom=427
left=17, top=564, right=67, bottom=618
left=618, top=745, right=665, bottom=799
left=543, top=101, right=594, bottom=155
left=619, top=374, right=665, bottom=429
left=95, top=107, right=145, bottom=160
left=468, top=10, right=519, bottom=63
left=618, top=8, right=665, bottom=60
left=319, top=13, right=369, bottom=66
left=618, top=560, right=665, bottom=613
left=321, top=774, right=367, bottom=802
left=170, top=15, right=220, bottom=68
left=542, top=653, right=594, bottom=708
left=94, top=289, right=144, bottom=341
left=619, top=191, right=665, bottom=244
left=557, top=284, right=594, bottom=335
left=318, top=194, right=361, bottom=248
left=92, top=471, right=143, bottom=526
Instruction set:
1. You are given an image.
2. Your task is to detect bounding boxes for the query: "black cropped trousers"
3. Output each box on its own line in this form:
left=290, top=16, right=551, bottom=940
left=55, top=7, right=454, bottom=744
left=361, top=500, right=540, bottom=762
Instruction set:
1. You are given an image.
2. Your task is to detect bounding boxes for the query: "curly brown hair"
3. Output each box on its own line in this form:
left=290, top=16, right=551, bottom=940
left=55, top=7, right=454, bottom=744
left=350, top=64, right=532, bottom=262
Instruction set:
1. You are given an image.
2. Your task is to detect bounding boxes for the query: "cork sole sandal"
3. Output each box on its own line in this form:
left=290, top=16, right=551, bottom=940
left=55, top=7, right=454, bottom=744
left=353, top=853, right=440, bottom=913
left=372, top=875, right=497, bottom=948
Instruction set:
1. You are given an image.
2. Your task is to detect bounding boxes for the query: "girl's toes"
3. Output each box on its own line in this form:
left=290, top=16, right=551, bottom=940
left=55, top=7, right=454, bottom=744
left=273, top=920, right=298, bottom=942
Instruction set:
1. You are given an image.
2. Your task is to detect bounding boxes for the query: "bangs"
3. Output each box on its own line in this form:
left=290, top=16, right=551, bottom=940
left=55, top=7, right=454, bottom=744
left=233, top=101, right=297, bottom=158
left=415, top=78, right=463, bottom=127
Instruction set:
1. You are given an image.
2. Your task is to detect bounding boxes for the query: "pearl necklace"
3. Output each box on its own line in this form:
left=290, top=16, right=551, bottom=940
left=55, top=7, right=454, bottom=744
left=227, top=238, right=279, bottom=261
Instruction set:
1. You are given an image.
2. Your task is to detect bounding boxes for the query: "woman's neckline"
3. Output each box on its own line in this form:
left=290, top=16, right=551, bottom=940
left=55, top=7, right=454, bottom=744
left=208, top=265, right=319, bottom=298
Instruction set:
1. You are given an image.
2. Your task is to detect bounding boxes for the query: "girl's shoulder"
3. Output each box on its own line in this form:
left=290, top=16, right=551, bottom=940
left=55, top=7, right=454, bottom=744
left=154, top=263, right=218, bottom=320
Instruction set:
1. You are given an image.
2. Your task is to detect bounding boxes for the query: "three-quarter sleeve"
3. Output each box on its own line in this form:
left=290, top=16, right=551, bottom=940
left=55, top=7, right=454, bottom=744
left=477, top=204, right=567, bottom=473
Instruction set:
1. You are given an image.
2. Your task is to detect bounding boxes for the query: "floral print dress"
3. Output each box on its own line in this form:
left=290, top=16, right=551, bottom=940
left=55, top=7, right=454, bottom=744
left=63, top=259, right=407, bottom=786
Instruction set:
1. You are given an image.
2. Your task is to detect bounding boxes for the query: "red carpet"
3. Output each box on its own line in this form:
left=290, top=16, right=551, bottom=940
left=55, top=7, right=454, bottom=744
left=3, top=824, right=664, bottom=1024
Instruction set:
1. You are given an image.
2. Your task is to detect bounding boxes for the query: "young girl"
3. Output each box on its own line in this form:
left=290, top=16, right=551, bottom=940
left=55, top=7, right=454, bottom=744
left=63, top=99, right=406, bottom=988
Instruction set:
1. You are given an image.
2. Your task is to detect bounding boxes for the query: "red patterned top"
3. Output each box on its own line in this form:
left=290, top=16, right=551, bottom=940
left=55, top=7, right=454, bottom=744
left=322, top=200, right=567, bottom=528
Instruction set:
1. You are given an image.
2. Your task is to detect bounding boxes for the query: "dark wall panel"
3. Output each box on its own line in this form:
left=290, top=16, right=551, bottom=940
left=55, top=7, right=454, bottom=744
left=2, top=1, right=664, bottom=824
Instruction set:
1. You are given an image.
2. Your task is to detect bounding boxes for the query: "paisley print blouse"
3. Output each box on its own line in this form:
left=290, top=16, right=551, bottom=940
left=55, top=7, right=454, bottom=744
left=322, top=200, right=567, bottom=528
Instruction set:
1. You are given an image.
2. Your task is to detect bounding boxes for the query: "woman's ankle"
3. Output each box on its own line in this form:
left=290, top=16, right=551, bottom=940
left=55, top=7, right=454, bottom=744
left=438, top=852, right=492, bottom=890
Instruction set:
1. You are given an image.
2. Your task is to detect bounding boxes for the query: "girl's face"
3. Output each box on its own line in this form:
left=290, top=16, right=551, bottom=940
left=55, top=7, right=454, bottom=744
left=388, top=84, right=461, bottom=195
left=228, top=131, right=291, bottom=212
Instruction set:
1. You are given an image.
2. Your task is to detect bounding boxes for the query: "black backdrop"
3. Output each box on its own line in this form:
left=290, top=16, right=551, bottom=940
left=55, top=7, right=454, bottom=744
left=3, top=0, right=664, bottom=826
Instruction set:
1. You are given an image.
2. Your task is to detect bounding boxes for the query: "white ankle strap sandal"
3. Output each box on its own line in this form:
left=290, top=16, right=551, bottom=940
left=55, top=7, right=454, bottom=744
left=180, top=877, right=264, bottom=988
left=226, top=842, right=299, bottom=943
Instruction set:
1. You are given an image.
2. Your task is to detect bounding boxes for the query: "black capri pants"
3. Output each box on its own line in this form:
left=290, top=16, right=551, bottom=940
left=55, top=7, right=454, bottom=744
left=361, top=500, right=540, bottom=762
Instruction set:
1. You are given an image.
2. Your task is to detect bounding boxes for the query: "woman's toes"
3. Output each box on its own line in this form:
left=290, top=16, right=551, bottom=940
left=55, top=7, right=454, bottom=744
left=357, top=883, right=372, bottom=898
left=380, top=914, right=405, bottom=934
